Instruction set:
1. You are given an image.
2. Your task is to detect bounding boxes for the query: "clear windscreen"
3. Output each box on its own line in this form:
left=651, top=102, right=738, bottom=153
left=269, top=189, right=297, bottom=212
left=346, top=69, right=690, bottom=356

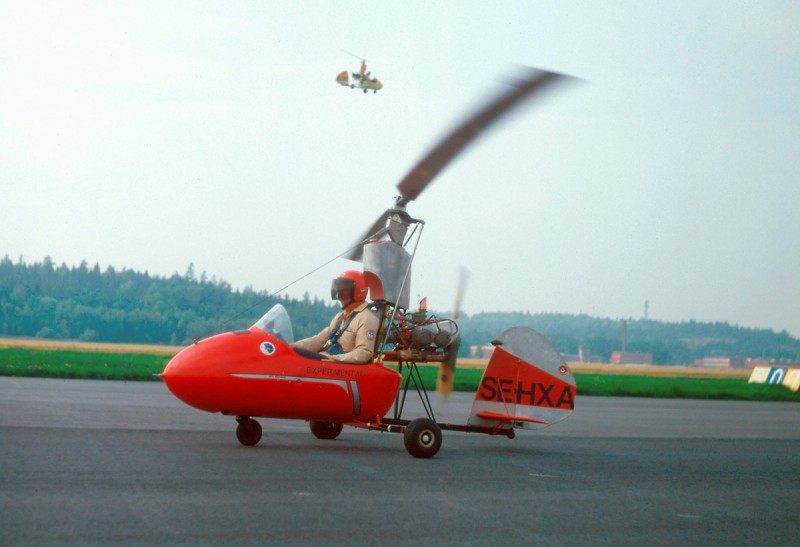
left=252, top=304, right=294, bottom=344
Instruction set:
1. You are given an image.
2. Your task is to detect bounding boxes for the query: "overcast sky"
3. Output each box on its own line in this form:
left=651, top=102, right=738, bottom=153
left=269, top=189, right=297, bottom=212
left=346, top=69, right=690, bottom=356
left=2, top=1, right=798, bottom=337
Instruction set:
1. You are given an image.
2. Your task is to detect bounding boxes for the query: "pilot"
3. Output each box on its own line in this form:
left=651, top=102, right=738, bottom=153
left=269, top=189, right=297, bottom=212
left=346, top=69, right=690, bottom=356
left=292, top=270, right=379, bottom=364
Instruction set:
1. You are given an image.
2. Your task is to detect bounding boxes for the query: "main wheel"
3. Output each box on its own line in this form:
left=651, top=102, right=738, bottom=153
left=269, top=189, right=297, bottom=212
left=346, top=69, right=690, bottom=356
left=236, top=417, right=262, bottom=446
left=309, top=420, right=344, bottom=440
left=403, top=418, right=442, bottom=458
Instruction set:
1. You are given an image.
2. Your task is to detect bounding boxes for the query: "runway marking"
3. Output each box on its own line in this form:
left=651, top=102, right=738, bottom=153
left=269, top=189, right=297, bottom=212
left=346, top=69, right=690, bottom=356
left=528, top=473, right=557, bottom=478
left=676, top=514, right=702, bottom=519
left=293, top=492, right=315, bottom=497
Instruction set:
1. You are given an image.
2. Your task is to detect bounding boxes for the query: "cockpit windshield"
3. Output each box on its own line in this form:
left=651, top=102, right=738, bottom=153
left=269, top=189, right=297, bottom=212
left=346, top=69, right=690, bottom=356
left=253, top=304, right=294, bottom=344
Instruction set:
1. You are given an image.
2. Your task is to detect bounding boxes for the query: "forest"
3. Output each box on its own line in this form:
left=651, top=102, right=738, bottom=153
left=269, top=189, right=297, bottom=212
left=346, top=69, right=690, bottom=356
left=2, top=255, right=799, bottom=365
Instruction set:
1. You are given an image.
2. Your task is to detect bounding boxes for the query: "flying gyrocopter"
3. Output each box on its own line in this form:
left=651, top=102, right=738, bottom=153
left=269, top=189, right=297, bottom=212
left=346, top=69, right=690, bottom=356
left=336, top=53, right=383, bottom=93
left=162, top=67, right=577, bottom=458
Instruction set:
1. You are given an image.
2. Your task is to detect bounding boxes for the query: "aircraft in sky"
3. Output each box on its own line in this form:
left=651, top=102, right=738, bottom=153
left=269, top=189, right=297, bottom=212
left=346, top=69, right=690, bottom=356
left=336, top=53, right=383, bottom=93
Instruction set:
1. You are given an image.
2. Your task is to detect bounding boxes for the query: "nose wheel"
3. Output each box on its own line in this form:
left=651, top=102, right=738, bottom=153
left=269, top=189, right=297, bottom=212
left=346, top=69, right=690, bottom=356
left=236, top=417, right=262, bottom=446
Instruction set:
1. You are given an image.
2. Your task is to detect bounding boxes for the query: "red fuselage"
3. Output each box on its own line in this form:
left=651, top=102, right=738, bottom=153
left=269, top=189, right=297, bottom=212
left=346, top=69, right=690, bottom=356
left=162, top=326, right=402, bottom=423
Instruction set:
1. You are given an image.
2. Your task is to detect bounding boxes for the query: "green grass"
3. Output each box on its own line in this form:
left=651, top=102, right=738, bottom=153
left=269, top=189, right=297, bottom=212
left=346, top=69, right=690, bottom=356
left=573, top=373, right=800, bottom=402
left=0, top=348, right=169, bottom=381
left=394, top=365, right=800, bottom=402
left=1, top=348, right=798, bottom=402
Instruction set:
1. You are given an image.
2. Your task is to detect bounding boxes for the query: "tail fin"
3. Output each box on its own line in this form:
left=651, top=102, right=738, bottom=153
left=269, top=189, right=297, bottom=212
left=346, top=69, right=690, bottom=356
left=467, top=327, right=575, bottom=431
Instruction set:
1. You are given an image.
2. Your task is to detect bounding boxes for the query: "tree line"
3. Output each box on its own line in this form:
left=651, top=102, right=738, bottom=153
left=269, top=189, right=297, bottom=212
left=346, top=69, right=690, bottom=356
left=0, top=255, right=334, bottom=346
left=457, top=312, right=800, bottom=365
left=2, top=255, right=798, bottom=364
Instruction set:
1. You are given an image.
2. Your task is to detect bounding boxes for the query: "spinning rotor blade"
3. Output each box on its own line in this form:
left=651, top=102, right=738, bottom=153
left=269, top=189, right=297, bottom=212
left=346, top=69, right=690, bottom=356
left=395, top=68, right=571, bottom=207
left=345, top=67, right=573, bottom=261
left=342, top=49, right=365, bottom=61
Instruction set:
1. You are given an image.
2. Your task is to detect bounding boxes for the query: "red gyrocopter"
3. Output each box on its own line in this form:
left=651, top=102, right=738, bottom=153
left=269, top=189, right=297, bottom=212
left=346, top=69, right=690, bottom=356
left=162, top=67, right=577, bottom=458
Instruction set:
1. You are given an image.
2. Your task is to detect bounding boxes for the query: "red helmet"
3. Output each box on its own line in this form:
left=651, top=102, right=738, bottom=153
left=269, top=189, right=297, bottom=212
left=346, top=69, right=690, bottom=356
left=330, top=270, right=369, bottom=302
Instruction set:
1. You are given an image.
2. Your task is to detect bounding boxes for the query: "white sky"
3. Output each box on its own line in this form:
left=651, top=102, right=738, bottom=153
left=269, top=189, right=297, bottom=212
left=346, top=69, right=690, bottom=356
left=2, top=1, right=798, bottom=337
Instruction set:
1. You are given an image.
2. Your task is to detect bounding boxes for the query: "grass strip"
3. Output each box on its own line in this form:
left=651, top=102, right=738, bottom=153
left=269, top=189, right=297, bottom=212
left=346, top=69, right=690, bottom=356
left=398, top=366, right=800, bottom=402
left=1, top=348, right=798, bottom=402
left=573, top=373, right=800, bottom=402
left=0, top=348, right=168, bottom=381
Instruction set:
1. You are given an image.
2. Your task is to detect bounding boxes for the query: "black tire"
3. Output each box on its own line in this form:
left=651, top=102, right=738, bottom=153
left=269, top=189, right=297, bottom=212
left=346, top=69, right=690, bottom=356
left=309, top=420, right=344, bottom=440
left=236, top=417, right=262, bottom=446
left=403, top=418, right=442, bottom=458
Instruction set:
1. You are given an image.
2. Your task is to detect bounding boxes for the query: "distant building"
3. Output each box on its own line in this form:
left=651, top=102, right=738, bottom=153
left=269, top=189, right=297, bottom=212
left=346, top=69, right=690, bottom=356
left=562, top=353, right=605, bottom=364
left=694, top=357, right=745, bottom=369
left=744, top=359, right=772, bottom=370
left=469, top=345, right=496, bottom=359
left=471, top=345, right=604, bottom=363
left=693, top=357, right=800, bottom=370
left=744, top=358, right=800, bottom=370
left=610, top=351, right=653, bottom=365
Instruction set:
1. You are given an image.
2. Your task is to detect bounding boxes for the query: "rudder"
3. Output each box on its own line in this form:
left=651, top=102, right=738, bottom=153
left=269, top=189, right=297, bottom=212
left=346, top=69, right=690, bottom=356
left=467, top=327, right=575, bottom=431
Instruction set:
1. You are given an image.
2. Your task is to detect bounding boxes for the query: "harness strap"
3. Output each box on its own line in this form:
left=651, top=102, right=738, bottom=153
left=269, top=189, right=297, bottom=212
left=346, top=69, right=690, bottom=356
left=329, top=312, right=357, bottom=350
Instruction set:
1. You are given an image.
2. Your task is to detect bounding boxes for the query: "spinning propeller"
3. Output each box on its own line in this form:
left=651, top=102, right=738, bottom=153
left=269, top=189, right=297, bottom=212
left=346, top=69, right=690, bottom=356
left=436, top=267, right=469, bottom=403
left=345, top=67, right=575, bottom=261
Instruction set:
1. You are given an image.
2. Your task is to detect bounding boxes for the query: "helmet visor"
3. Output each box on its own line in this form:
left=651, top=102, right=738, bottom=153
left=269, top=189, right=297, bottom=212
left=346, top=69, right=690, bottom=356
left=330, top=277, right=356, bottom=300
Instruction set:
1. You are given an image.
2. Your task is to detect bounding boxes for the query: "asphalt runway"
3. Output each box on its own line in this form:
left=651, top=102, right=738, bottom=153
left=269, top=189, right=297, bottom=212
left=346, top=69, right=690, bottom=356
left=1, top=377, right=798, bottom=546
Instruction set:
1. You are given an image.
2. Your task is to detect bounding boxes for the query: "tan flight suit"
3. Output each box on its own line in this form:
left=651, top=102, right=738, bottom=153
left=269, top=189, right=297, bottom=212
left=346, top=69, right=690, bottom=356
left=293, top=301, right=379, bottom=364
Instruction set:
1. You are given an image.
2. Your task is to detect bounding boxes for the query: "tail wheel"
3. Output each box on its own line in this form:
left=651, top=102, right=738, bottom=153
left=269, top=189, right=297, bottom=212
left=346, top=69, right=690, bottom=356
left=309, top=420, right=344, bottom=440
left=403, top=418, right=442, bottom=458
left=236, top=417, right=262, bottom=446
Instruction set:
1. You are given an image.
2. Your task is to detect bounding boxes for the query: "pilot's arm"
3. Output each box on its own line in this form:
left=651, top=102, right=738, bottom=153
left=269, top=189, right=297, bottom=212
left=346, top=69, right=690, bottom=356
left=292, top=331, right=328, bottom=353
left=292, top=313, right=341, bottom=353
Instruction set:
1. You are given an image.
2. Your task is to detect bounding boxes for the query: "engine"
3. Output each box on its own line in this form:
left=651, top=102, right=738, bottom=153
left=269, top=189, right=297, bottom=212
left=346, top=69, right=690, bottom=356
left=408, top=319, right=458, bottom=349
left=381, top=301, right=459, bottom=353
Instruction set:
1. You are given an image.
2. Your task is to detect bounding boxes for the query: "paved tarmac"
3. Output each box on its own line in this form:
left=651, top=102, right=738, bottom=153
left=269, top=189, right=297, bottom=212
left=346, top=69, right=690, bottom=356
left=1, top=377, right=798, bottom=545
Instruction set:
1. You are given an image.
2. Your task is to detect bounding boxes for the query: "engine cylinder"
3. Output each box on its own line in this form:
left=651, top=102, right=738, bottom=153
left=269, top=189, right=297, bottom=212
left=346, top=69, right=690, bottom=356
left=408, top=320, right=458, bottom=349
left=410, top=326, right=434, bottom=348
